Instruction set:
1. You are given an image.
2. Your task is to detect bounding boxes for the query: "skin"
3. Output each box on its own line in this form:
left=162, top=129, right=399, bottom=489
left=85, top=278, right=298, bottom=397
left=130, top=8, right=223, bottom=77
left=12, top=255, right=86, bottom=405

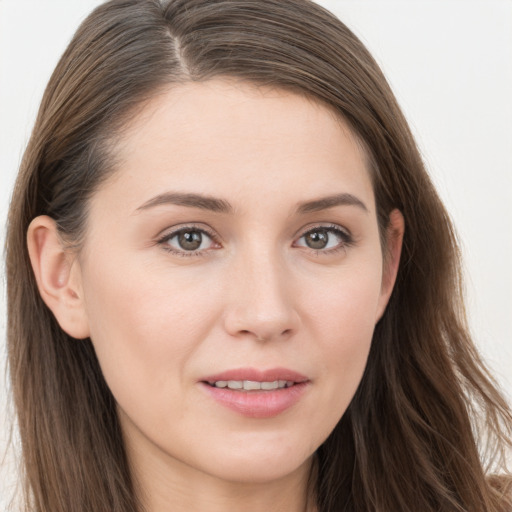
left=28, top=79, right=404, bottom=512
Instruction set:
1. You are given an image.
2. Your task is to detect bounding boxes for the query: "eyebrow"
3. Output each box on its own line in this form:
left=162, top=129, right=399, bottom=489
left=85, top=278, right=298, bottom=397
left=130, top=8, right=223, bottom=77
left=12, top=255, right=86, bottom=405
left=295, top=193, right=368, bottom=214
left=136, top=191, right=368, bottom=215
left=136, top=192, right=233, bottom=214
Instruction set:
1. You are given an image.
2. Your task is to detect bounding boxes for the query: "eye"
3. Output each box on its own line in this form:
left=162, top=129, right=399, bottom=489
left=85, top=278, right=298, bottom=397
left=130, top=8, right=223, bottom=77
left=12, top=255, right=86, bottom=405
left=294, top=225, right=353, bottom=253
left=158, top=227, right=219, bottom=256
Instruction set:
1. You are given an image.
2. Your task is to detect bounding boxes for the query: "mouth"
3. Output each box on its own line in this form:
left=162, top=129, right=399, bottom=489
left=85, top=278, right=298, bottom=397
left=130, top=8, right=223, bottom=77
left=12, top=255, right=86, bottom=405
left=199, top=368, right=310, bottom=418
left=204, top=379, right=296, bottom=391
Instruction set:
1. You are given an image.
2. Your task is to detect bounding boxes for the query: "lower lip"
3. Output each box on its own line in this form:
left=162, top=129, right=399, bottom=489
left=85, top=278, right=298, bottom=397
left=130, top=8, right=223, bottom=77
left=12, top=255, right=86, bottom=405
left=200, top=382, right=309, bottom=418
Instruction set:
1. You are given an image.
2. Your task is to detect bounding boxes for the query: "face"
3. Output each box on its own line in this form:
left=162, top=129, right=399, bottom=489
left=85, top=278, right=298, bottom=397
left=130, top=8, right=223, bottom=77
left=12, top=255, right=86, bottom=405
left=66, top=80, right=400, bottom=486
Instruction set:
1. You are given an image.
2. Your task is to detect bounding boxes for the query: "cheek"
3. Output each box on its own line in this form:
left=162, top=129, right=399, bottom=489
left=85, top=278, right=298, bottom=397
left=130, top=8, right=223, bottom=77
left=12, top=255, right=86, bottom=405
left=79, top=255, right=223, bottom=415
left=303, top=254, right=383, bottom=345
left=83, top=251, right=217, bottom=341
left=301, top=262, right=382, bottom=421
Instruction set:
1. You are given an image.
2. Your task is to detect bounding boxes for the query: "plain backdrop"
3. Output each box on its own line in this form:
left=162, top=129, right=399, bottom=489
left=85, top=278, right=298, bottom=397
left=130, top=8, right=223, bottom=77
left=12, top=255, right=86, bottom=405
left=1, top=0, right=511, bottom=507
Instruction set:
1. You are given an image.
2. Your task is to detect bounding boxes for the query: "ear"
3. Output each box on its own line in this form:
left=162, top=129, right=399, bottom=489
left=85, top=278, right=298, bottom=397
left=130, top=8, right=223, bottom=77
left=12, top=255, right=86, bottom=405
left=27, top=215, right=90, bottom=339
left=375, top=209, right=404, bottom=322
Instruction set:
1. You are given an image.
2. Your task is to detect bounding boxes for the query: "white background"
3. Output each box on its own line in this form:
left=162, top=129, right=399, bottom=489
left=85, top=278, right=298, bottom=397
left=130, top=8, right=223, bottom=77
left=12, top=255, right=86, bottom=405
left=1, top=1, right=511, bottom=508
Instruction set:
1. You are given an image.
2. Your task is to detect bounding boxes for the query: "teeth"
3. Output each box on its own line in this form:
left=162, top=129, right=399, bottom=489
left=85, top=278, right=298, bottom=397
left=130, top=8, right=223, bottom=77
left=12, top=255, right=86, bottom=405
left=244, top=380, right=262, bottom=390
left=211, top=380, right=295, bottom=390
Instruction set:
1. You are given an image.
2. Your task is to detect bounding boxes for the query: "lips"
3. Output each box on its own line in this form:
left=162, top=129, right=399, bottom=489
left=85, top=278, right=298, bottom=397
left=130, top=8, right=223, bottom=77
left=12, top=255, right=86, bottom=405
left=202, top=367, right=308, bottom=384
left=199, top=367, right=310, bottom=418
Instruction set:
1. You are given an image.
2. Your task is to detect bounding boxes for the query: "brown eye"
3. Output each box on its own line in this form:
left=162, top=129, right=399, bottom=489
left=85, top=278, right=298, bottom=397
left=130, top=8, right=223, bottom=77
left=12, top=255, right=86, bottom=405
left=161, top=227, right=217, bottom=255
left=304, top=230, right=329, bottom=249
left=178, top=230, right=203, bottom=251
left=295, top=225, right=352, bottom=253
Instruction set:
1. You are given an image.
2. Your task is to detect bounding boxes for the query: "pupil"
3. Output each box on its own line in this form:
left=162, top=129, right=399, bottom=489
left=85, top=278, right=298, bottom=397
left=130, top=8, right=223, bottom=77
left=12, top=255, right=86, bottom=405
left=306, top=230, right=328, bottom=249
left=178, top=231, right=202, bottom=250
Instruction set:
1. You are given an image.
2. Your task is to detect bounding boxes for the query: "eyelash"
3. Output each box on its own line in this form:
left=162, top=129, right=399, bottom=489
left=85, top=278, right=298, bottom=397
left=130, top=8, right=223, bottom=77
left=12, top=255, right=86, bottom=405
left=296, top=224, right=354, bottom=256
left=156, top=224, right=219, bottom=258
left=156, top=223, right=354, bottom=258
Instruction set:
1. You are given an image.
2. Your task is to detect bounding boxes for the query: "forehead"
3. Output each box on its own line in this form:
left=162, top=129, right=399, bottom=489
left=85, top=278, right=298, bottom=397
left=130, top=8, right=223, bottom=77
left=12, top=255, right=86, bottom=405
left=120, top=79, right=356, bottom=144
left=95, top=79, right=374, bottom=217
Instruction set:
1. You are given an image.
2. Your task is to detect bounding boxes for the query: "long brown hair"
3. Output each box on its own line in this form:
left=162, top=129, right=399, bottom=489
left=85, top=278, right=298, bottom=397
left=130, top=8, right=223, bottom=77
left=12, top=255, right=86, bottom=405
left=5, top=0, right=512, bottom=511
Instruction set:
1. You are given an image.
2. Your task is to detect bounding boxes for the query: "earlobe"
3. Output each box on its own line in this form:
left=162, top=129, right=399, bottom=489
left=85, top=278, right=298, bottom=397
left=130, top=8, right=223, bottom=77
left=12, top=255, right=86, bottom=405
left=27, top=215, right=90, bottom=339
left=376, top=209, right=405, bottom=322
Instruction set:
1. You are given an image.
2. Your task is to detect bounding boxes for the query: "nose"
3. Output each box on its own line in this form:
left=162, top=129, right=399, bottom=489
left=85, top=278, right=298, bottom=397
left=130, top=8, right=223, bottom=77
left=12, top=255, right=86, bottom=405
left=222, top=247, right=300, bottom=342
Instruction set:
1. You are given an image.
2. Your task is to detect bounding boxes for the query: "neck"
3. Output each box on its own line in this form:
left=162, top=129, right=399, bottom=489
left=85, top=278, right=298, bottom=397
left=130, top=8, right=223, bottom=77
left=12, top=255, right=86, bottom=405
left=138, top=465, right=315, bottom=512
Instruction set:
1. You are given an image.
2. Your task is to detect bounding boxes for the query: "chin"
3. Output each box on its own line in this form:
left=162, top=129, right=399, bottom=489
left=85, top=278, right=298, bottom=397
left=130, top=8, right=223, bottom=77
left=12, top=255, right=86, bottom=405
left=207, top=454, right=313, bottom=485
left=193, top=436, right=315, bottom=485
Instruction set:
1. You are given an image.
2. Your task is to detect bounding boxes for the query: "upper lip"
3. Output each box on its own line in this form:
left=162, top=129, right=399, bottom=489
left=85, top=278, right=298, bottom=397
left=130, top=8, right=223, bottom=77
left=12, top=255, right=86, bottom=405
left=201, top=367, right=309, bottom=384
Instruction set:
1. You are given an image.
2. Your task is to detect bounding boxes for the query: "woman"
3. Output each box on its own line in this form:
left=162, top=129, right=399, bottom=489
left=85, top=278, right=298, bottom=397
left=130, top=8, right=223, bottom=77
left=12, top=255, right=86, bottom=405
left=5, top=0, right=511, bottom=511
